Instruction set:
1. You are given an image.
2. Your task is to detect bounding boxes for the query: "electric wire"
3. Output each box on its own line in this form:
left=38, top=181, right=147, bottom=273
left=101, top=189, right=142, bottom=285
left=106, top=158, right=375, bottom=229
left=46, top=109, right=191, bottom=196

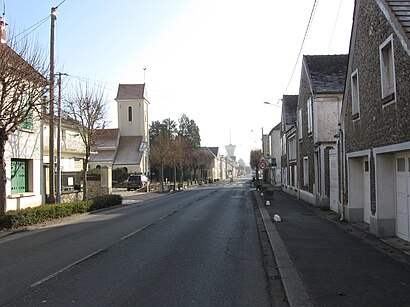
left=55, top=0, right=67, bottom=9
left=283, top=0, right=319, bottom=94
left=327, top=0, right=343, bottom=53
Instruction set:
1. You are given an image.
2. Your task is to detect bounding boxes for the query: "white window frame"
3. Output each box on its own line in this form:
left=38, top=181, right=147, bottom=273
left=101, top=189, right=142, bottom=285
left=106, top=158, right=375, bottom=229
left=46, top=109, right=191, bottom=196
left=303, top=156, right=309, bottom=186
left=298, top=109, right=302, bottom=140
left=307, top=97, right=313, bottom=134
left=351, top=69, right=360, bottom=118
left=379, top=34, right=396, bottom=104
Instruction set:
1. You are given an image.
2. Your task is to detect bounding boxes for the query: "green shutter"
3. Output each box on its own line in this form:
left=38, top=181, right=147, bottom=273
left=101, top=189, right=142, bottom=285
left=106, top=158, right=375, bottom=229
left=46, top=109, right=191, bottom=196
left=19, top=92, right=33, bottom=131
left=11, top=159, right=28, bottom=193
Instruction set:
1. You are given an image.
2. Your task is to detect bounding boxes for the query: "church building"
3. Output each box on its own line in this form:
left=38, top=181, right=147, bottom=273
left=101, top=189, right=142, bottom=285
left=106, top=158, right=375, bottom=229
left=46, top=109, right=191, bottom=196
left=90, top=84, right=149, bottom=175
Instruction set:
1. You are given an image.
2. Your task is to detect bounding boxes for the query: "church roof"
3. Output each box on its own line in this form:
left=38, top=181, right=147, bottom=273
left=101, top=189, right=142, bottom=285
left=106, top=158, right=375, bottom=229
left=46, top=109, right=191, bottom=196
left=113, top=136, right=144, bottom=166
left=116, top=84, right=145, bottom=100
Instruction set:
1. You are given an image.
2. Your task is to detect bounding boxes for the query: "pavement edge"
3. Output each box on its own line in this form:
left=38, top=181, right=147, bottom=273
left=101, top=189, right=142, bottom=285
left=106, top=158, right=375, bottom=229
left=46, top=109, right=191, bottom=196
left=253, top=190, right=313, bottom=307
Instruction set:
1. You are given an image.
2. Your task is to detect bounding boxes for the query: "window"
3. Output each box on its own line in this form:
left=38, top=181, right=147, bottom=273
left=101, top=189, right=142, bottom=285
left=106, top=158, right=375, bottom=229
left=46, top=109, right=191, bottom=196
left=288, top=135, right=296, bottom=161
left=11, top=159, right=28, bottom=193
left=303, top=156, right=309, bottom=186
left=364, top=160, right=369, bottom=172
left=20, top=92, right=33, bottom=131
left=397, top=158, right=405, bottom=172
left=281, top=135, right=286, bottom=155
left=351, top=69, right=360, bottom=118
left=379, top=35, right=396, bottom=103
left=128, top=106, right=133, bottom=122
left=307, top=97, right=313, bottom=134
left=298, top=109, right=302, bottom=140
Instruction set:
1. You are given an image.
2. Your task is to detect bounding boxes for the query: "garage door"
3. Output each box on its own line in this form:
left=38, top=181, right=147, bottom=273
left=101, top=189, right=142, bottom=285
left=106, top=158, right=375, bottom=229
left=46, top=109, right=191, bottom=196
left=329, top=150, right=339, bottom=213
left=396, top=155, right=410, bottom=241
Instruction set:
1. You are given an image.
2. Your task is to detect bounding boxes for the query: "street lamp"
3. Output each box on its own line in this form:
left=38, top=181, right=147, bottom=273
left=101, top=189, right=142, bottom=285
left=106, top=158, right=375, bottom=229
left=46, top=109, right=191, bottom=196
left=263, top=100, right=282, bottom=107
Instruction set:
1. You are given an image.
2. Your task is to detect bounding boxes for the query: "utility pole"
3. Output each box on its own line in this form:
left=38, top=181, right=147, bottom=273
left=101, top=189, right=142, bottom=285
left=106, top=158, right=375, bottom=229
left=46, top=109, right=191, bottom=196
left=48, top=7, right=57, bottom=204
left=56, top=72, right=67, bottom=204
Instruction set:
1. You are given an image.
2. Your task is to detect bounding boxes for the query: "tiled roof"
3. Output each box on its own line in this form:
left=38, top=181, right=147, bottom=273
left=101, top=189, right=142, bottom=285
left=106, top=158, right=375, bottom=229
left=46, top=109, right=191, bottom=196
left=304, top=54, right=348, bottom=94
left=207, top=147, right=219, bottom=157
left=385, top=0, right=410, bottom=40
left=116, top=84, right=145, bottom=100
left=93, top=128, right=119, bottom=149
left=282, top=95, right=298, bottom=125
left=90, top=150, right=116, bottom=163
left=113, top=136, right=143, bottom=165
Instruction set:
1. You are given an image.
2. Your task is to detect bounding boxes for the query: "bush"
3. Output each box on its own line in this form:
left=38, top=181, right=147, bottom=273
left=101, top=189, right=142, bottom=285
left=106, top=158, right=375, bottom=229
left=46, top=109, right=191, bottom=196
left=0, top=195, right=122, bottom=230
left=89, top=194, right=123, bottom=211
left=113, top=168, right=129, bottom=183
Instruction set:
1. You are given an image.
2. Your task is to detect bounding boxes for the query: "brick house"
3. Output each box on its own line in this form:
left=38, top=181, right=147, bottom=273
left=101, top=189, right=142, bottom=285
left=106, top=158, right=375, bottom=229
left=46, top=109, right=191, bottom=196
left=280, top=95, right=298, bottom=196
left=296, top=55, right=348, bottom=208
left=340, top=0, right=410, bottom=241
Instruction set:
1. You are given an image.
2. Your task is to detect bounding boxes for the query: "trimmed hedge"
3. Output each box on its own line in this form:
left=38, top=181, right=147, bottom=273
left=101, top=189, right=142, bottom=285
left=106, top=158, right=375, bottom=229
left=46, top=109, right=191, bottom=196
left=0, top=194, right=122, bottom=230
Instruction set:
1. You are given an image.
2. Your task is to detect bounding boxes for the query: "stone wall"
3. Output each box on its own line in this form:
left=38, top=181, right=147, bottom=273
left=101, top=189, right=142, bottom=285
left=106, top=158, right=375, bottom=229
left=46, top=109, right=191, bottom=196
left=344, top=0, right=410, bottom=153
left=87, top=166, right=112, bottom=199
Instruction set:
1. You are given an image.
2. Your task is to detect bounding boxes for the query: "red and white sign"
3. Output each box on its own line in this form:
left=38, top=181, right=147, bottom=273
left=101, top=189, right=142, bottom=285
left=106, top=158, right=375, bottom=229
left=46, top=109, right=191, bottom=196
left=259, top=158, right=267, bottom=170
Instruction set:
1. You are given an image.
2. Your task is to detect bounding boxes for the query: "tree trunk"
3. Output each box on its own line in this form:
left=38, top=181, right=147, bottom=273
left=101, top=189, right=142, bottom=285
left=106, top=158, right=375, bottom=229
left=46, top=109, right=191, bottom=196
left=0, top=132, right=7, bottom=213
left=173, top=164, right=176, bottom=191
left=160, top=162, right=164, bottom=192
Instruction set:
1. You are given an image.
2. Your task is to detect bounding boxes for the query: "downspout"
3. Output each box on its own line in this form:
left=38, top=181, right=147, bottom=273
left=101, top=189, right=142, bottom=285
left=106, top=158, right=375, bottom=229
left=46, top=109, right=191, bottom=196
left=338, top=125, right=345, bottom=220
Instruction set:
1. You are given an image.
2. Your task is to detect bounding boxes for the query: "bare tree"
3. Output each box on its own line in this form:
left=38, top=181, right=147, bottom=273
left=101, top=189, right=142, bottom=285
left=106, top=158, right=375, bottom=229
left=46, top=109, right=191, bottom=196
left=64, top=82, right=108, bottom=200
left=0, top=35, right=48, bottom=212
left=149, top=130, right=173, bottom=192
left=250, top=149, right=263, bottom=182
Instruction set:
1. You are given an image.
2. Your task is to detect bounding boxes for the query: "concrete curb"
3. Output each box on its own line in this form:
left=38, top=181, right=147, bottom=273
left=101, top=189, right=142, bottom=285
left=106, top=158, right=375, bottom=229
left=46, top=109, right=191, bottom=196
left=253, top=190, right=313, bottom=307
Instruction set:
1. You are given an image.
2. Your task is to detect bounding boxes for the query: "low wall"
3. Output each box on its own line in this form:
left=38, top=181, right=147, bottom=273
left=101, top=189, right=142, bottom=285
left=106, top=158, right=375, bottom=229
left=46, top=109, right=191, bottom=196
left=61, top=191, right=84, bottom=203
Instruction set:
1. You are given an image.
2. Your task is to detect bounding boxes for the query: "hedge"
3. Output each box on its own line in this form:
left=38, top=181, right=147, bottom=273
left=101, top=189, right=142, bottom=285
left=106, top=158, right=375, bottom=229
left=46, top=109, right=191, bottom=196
left=0, top=194, right=122, bottom=230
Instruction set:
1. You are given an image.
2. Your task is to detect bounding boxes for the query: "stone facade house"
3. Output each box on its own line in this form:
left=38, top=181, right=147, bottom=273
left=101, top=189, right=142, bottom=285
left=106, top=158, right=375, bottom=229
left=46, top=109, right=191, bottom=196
left=267, top=123, right=281, bottom=187
left=340, top=0, right=410, bottom=241
left=90, top=84, right=149, bottom=175
left=280, top=95, right=298, bottom=195
left=296, top=54, right=347, bottom=208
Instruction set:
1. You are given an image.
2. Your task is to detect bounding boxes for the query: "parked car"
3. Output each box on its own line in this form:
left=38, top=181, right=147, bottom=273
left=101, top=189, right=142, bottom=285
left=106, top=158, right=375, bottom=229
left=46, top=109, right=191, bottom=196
left=127, top=174, right=149, bottom=191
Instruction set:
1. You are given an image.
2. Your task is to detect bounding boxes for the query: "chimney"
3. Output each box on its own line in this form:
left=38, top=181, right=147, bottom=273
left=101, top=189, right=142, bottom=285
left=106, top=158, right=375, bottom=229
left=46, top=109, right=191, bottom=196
left=0, top=16, right=5, bottom=43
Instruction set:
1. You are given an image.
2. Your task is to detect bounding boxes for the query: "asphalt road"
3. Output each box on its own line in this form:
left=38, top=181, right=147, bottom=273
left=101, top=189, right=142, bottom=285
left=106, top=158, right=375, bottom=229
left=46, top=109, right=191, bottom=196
left=0, top=179, right=280, bottom=306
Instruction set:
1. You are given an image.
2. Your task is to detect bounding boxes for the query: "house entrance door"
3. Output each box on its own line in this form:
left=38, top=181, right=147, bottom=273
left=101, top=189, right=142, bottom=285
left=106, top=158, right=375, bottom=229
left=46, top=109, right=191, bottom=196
left=396, top=154, right=410, bottom=241
left=329, top=150, right=339, bottom=212
left=363, top=159, right=371, bottom=224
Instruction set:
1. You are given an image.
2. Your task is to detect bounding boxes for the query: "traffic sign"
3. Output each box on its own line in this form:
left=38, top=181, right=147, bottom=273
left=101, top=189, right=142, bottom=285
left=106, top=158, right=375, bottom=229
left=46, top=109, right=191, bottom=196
left=259, top=158, right=267, bottom=170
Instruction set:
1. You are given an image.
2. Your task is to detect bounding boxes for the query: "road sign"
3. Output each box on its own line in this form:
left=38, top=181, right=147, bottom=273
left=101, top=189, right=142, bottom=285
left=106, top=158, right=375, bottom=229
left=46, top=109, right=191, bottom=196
left=259, top=158, right=267, bottom=170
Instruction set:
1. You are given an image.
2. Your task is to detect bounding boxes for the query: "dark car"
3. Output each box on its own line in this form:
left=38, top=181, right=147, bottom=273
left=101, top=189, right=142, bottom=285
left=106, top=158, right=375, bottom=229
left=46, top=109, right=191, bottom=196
left=127, top=174, right=149, bottom=191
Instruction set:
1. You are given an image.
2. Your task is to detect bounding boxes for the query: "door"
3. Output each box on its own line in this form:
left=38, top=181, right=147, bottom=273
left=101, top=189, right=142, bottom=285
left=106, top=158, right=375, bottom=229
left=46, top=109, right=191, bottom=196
left=329, top=150, right=339, bottom=212
left=363, top=159, right=371, bottom=224
left=396, top=155, right=410, bottom=241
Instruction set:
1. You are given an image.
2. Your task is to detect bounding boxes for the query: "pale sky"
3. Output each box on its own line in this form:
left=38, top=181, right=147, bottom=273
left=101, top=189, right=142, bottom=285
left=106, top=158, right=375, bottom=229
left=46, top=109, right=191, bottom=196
left=5, top=0, right=354, bottom=164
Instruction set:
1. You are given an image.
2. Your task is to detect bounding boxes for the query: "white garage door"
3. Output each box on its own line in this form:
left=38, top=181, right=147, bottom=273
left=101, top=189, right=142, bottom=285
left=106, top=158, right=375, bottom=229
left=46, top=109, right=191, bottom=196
left=396, top=155, right=410, bottom=242
left=329, top=150, right=339, bottom=213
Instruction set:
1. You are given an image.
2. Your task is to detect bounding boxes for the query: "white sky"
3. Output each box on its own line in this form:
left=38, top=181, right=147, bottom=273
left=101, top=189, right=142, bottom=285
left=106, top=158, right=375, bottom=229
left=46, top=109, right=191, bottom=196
left=5, top=0, right=354, bottom=164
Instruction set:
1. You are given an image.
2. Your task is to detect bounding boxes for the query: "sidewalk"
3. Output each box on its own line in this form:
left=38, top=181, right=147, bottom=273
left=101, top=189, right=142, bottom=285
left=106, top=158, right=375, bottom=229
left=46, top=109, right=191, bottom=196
left=256, top=189, right=410, bottom=307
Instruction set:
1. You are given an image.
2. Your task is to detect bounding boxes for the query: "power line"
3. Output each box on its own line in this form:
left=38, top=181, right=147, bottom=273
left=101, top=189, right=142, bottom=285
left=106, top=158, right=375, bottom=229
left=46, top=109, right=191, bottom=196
left=55, top=0, right=67, bottom=9
left=283, top=0, right=319, bottom=94
left=14, top=15, right=50, bottom=44
left=327, top=0, right=342, bottom=53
